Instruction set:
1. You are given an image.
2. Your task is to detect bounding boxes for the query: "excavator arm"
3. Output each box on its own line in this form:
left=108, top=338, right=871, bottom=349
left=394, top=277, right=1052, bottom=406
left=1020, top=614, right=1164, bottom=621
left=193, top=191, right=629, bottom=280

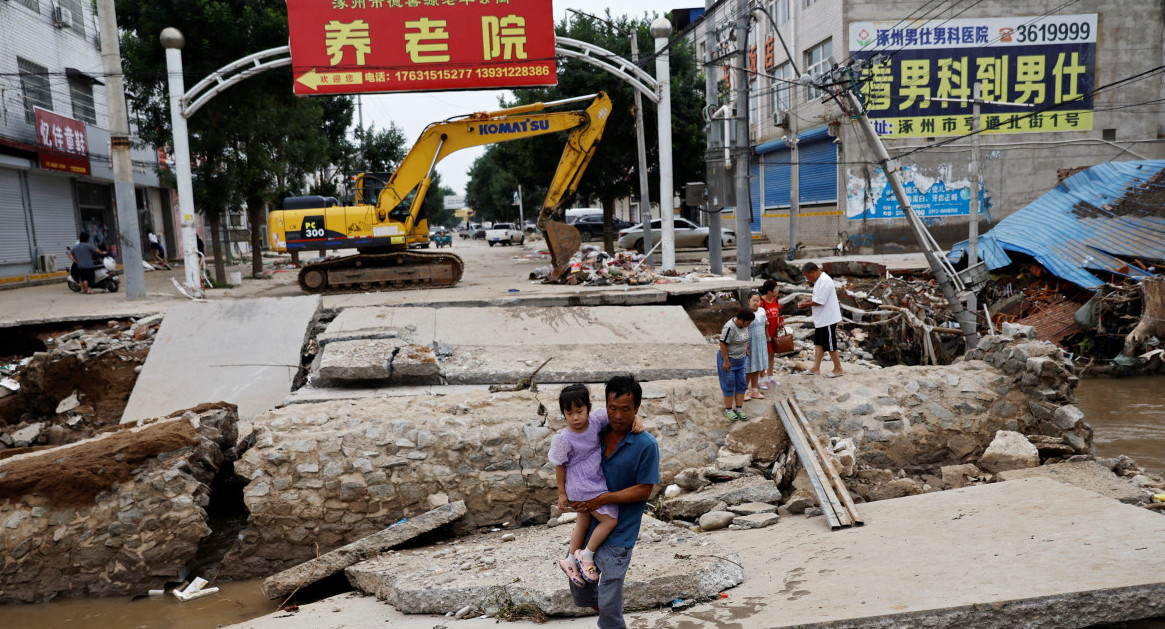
left=376, top=92, right=611, bottom=276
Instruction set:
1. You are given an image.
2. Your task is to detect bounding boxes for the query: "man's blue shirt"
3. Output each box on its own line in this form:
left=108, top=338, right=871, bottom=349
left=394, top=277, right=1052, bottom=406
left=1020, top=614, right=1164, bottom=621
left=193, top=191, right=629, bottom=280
left=587, top=413, right=660, bottom=548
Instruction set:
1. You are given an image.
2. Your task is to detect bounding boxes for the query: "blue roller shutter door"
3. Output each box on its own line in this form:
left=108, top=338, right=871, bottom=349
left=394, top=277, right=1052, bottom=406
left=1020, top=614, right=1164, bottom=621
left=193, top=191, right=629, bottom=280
left=763, top=153, right=791, bottom=208
left=798, top=139, right=838, bottom=203
left=749, top=160, right=761, bottom=232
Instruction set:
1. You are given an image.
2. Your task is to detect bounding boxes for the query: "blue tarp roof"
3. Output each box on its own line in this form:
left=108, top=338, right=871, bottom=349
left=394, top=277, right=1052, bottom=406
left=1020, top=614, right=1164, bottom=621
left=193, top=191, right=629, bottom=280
left=948, top=160, right=1165, bottom=289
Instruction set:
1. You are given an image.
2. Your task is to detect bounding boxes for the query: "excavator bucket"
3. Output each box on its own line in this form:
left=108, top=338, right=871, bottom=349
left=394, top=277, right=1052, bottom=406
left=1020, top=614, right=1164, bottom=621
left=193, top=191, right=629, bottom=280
left=542, top=220, right=581, bottom=280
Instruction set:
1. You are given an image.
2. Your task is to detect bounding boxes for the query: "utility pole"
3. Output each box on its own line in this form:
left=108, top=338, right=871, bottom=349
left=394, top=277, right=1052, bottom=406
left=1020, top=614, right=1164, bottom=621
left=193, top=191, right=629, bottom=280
left=516, top=184, right=524, bottom=227
left=967, top=82, right=982, bottom=318
left=733, top=0, right=753, bottom=281
left=96, top=0, right=145, bottom=300
left=787, top=132, right=799, bottom=258
left=830, top=65, right=978, bottom=349
left=704, top=0, right=723, bottom=276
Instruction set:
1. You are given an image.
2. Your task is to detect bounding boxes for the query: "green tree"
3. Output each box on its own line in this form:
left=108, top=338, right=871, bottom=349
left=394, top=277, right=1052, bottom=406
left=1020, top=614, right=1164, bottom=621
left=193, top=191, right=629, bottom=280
left=118, top=0, right=353, bottom=280
left=464, top=12, right=706, bottom=252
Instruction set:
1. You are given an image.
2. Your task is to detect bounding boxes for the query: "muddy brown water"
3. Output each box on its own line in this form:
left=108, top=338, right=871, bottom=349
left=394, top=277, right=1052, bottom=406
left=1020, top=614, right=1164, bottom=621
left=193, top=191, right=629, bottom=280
left=0, top=579, right=278, bottom=628
left=1076, top=376, right=1165, bottom=475
left=1, top=377, right=1161, bottom=628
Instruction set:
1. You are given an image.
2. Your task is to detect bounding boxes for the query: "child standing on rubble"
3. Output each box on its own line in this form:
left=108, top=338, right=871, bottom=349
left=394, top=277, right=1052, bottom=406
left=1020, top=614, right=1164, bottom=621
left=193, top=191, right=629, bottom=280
left=744, top=290, right=769, bottom=400
left=760, top=280, right=785, bottom=389
left=718, top=308, right=755, bottom=421
left=549, top=384, right=643, bottom=586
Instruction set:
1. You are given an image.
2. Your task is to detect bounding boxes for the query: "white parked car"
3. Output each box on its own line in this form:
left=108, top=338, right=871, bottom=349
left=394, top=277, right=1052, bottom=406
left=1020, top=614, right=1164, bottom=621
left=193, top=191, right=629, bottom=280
left=617, top=218, right=736, bottom=253
left=485, top=222, right=524, bottom=246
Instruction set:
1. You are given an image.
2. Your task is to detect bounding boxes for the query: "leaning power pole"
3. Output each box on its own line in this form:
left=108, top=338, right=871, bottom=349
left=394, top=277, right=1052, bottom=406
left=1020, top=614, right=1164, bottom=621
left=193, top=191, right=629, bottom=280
left=812, top=60, right=978, bottom=349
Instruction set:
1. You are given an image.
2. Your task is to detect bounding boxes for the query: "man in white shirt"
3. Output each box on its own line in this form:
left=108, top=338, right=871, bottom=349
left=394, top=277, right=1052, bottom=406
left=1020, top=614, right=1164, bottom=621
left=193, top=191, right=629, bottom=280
left=797, top=262, right=844, bottom=377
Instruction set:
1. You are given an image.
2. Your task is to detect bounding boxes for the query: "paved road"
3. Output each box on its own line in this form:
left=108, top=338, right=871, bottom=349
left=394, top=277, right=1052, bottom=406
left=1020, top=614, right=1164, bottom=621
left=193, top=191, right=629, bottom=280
left=0, top=237, right=928, bottom=328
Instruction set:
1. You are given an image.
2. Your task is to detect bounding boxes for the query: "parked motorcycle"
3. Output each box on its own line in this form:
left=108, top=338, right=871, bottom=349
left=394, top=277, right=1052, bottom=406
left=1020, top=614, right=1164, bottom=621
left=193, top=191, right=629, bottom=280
left=66, top=255, right=120, bottom=293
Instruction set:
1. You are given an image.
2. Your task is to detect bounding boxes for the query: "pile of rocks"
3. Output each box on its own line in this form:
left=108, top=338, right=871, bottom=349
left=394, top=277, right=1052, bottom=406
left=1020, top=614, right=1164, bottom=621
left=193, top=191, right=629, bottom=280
left=0, top=404, right=238, bottom=603
left=0, top=315, right=161, bottom=450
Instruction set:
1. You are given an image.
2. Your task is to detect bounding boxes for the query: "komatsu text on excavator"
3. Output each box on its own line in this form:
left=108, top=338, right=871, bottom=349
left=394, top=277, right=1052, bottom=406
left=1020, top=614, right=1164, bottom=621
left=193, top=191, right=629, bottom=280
left=268, top=92, right=611, bottom=293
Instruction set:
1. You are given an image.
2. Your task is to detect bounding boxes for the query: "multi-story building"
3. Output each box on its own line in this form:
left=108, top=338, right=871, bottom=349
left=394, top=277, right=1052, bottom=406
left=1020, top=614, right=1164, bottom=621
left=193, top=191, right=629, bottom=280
left=690, top=0, right=1165, bottom=254
left=0, top=0, right=174, bottom=282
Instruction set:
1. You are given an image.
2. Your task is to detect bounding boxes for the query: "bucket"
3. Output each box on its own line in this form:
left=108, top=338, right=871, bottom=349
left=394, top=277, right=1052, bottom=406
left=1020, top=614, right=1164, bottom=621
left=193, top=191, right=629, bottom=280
left=229, top=271, right=242, bottom=285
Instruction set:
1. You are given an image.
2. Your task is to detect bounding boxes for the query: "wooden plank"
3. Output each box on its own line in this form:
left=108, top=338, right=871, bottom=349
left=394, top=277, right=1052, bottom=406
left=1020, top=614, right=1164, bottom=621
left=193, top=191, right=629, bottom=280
left=779, top=398, right=852, bottom=527
left=776, top=399, right=846, bottom=530
left=788, top=399, right=864, bottom=527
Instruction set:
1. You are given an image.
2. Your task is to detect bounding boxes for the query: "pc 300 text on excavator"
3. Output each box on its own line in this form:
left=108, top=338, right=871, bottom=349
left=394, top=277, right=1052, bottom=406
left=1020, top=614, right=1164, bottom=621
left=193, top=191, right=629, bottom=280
left=267, top=92, right=611, bottom=293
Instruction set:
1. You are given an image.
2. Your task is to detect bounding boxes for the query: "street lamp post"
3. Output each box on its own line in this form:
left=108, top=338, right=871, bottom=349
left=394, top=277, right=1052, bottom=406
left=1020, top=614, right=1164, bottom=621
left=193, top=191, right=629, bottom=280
left=651, top=18, right=676, bottom=271
left=160, top=28, right=203, bottom=298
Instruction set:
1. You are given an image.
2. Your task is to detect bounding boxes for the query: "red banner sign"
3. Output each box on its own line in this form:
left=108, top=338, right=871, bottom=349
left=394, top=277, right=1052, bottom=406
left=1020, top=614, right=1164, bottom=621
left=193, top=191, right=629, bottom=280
left=286, top=0, right=556, bottom=96
left=35, top=107, right=90, bottom=176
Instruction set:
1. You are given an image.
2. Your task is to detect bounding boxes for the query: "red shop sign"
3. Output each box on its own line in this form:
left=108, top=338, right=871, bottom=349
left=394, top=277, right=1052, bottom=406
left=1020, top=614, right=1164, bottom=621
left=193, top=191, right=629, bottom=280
left=35, top=107, right=90, bottom=176
left=286, top=0, right=557, bottom=96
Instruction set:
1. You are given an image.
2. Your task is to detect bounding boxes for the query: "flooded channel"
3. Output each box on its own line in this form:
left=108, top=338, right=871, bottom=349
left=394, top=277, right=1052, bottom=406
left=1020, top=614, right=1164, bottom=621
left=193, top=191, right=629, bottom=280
left=0, top=579, right=279, bottom=629
left=1076, top=376, right=1165, bottom=475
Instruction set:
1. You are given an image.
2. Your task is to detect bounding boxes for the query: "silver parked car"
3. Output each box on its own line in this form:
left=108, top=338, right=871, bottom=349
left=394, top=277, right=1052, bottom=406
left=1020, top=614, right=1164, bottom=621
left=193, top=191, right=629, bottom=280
left=617, top=218, right=736, bottom=253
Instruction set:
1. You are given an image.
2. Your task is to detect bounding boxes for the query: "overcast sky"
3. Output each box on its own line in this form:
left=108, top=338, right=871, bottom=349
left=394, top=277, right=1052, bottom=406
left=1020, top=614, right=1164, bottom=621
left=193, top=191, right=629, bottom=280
left=358, top=1, right=685, bottom=195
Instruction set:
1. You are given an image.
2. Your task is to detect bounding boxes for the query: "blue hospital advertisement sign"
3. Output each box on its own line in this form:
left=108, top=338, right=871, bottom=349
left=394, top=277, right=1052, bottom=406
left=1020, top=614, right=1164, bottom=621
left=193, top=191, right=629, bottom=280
left=848, top=14, right=1097, bottom=137
left=846, top=165, right=992, bottom=220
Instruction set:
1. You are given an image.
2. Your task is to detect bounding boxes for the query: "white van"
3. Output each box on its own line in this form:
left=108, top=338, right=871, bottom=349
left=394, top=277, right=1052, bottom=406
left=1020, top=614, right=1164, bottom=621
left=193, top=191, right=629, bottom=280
left=565, top=208, right=604, bottom=223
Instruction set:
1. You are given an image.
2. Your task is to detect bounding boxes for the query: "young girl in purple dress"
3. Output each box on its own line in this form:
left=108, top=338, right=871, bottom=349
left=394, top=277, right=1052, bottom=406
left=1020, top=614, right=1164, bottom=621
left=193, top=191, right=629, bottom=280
left=549, top=384, right=642, bottom=585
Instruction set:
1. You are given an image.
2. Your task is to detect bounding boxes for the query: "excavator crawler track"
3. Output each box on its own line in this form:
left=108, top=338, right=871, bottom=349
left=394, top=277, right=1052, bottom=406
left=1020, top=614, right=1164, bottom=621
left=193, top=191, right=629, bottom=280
left=296, top=250, right=464, bottom=294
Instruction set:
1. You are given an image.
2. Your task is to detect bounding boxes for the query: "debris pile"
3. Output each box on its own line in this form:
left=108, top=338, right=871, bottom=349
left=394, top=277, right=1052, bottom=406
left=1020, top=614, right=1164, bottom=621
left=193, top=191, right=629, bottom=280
left=0, top=315, right=161, bottom=450
left=530, top=246, right=702, bottom=286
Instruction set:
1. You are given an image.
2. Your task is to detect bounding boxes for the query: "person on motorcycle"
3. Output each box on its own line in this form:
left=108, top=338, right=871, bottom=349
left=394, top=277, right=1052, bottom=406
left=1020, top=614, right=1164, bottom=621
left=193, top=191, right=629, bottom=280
left=71, top=232, right=106, bottom=294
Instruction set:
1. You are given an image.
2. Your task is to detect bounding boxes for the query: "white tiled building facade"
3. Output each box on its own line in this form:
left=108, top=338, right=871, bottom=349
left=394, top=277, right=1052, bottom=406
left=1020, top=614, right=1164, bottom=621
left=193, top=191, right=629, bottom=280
left=690, top=0, right=1165, bottom=253
left=0, top=0, right=173, bottom=281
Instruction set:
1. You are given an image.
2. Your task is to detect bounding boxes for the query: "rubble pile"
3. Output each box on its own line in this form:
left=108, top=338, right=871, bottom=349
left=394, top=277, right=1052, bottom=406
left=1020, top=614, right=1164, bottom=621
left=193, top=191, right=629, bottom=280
left=531, top=245, right=705, bottom=286
left=0, top=315, right=161, bottom=450
left=0, top=404, right=239, bottom=603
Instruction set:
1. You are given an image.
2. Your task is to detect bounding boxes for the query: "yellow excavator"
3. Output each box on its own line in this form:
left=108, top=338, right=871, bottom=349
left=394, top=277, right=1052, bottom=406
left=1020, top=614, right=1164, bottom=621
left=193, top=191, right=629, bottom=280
left=268, top=92, right=611, bottom=293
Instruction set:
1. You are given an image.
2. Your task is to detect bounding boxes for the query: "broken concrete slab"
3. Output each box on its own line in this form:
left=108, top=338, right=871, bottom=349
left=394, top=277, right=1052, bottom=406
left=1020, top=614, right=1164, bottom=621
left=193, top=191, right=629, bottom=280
left=440, top=343, right=713, bottom=384
left=121, top=296, right=320, bottom=423
left=659, top=476, right=781, bottom=520
left=319, top=304, right=707, bottom=347
left=731, top=512, right=780, bottom=529
left=676, top=477, right=1165, bottom=628
left=996, top=460, right=1148, bottom=505
left=344, top=516, right=743, bottom=616
left=316, top=338, right=404, bottom=381
left=263, top=501, right=467, bottom=600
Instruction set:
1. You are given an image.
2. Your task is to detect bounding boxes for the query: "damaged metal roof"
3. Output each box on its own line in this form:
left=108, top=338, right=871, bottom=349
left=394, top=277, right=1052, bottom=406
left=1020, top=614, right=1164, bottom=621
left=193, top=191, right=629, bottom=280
left=949, top=160, right=1165, bottom=289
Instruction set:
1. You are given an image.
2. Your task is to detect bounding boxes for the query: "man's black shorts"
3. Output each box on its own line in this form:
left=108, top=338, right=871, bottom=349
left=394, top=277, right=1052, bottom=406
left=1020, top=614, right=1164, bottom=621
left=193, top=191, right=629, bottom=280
left=78, top=267, right=96, bottom=286
left=814, top=324, right=837, bottom=352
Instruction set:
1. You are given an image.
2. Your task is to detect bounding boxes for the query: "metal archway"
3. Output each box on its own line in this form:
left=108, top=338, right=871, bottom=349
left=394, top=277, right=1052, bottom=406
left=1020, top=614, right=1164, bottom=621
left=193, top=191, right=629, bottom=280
left=180, top=39, right=661, bottom=119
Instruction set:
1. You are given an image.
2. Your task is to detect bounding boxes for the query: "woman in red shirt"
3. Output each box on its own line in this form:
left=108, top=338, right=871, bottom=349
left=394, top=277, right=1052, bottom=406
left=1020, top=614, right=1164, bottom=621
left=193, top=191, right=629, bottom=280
left=759, top=279, right=784, bottom=389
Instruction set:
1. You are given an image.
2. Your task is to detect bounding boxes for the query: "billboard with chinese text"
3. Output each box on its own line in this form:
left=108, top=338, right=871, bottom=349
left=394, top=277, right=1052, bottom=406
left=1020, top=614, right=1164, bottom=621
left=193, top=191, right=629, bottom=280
left=846, top=165, right=992, bottom=220
left=848, top=14, right=1097, bottom=137
left=35, top=107, right=90, bottom=176
left=286, top=0, right=556, bottom=96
